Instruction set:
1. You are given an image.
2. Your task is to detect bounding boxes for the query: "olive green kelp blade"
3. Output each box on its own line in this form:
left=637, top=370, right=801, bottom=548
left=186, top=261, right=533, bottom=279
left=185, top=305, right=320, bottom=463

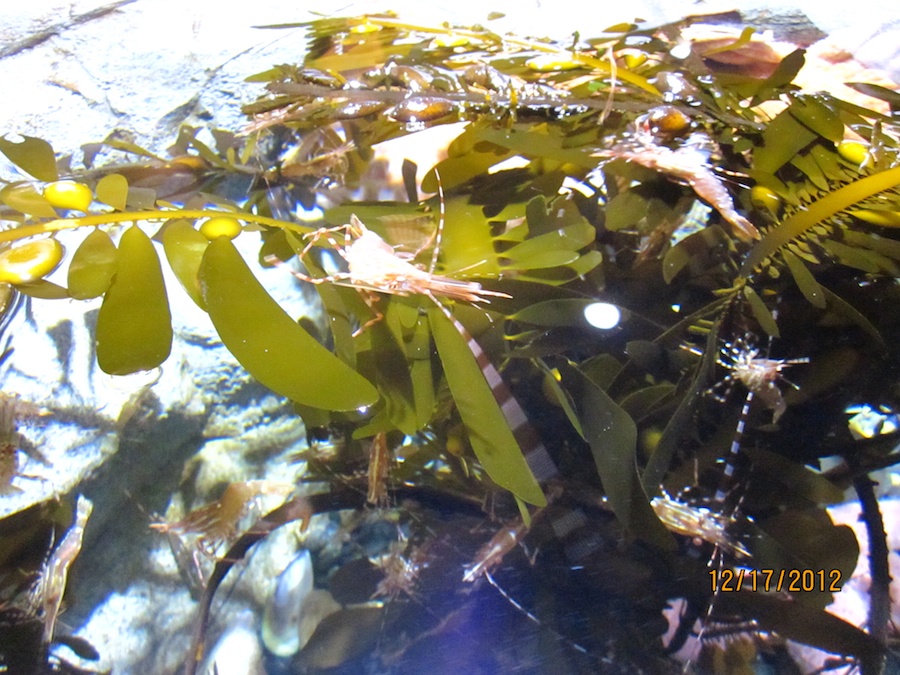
left=68, top=229, right=117, bottom=300
left=96, top=226, right=173, bottom=375
left=427, top=304, right=545, bottom=506
left=199, top=236, right=379, bottom=411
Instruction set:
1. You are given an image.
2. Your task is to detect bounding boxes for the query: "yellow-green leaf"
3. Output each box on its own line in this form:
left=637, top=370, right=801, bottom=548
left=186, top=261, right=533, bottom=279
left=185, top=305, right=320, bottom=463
left=782, top=249, right=825, bottom=308
left=605, top=191, right=648, bottom=231
left=743, top=285, right=780, bottom=337
left=68, top=230, right=117, bottom=299
left=537, top=362, right=583, bottom=438
left=435, top=195, right=501, bottom=278
left=512, top=299, right=599, bottom=327
left=753, top=108, right=817, bottom=177
left=844, top=229, right=900, bottom=260
left=788, top=96, right=844, bottom=143
left=407, top=312, right=435, bottom=428
left=619, top=383, right=676, bottom=419
left=662, top=239, right=692, bottom=283
left=0, top=135, right=58, bottom=182
left=557, top=360, right=674, bottom=549
left=427, top=305, right=545, bottom=505
left=199, top=236, right=378, bottom=411
left=502, top=223, right=594, bottom=266
left=476, top=127, right=597, bottom=169
left=849, top=209, right=900, bottom=227
left=285, top=231, right=357, bottom=370
left=362, top=311, right=419, bottom=436
left=745, top=447, right=845, bottom=505
left=0, top=183, right=58, bottom=217
left=96, top=226, right=172, bottom=375
left=95, top=174, right=129, bottom=211
left=821, top=239, right=892, bottom=274
left=162, top=220, right=209, bottom=309
left=13, top=279, right=69, bottom=299
left=504, top=250, right=577, bottom=270
left=821, top=286, right=885, bottom=350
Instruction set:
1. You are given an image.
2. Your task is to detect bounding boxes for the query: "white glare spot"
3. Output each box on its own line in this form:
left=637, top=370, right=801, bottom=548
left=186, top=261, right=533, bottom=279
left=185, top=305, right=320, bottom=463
left=670, top=41, right=692, bottom=60
left=583, top=302, right=621, bottom=330
left=671, top=304, right=681, bottom=313
left=357, top=405, right=369, bottom=415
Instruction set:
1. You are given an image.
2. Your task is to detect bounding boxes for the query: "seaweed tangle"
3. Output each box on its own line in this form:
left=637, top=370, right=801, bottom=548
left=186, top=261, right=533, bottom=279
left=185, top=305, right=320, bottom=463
left=3, top=12, right=900, bottom=672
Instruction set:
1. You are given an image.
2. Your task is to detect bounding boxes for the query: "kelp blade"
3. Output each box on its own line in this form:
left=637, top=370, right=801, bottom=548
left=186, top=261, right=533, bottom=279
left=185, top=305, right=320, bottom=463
left=199, top=237, right=378, bottom=411
left=162, top=220, right=210, bottom=309
left=95, top=174, right=129, bottom=211
left=427, top=305, right=545, bottom=506
left=96, top=226, right=173, bottom=375
left=557, top=361, right=674, bottom=550
left=0, top=135, right=58, bottom=182
left=68, top=229, right=117, bottom=300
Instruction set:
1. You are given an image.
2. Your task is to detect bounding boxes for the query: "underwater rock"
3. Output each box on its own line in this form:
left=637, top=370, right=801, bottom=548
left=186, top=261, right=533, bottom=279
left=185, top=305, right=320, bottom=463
left=262, top=549, right=314, bottom=657
left=294, top=604, right=386, bottom=671
left=201, top=609, right=264, bottom=675
left=262, top=547, right=344, bottom=659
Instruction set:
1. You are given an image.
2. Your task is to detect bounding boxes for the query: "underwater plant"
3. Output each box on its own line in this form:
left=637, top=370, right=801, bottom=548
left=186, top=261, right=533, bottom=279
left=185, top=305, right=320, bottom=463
left=2, top=11, right=900, bottom=673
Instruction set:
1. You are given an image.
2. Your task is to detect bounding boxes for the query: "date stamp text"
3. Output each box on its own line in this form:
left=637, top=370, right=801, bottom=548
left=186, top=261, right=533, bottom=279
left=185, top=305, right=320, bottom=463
left=710, top=568, right=842, bottom=593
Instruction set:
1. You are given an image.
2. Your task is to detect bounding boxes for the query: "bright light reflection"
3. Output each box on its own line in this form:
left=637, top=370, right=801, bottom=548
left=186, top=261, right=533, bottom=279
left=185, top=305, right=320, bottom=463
left=583, top=302, right=621, bottom=330
left=846, top=403, right=899, bottom=439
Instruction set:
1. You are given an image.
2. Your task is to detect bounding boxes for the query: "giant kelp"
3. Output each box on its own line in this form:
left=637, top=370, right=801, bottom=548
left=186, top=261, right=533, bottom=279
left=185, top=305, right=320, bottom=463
left=2, top=12, right=900, bottom=672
